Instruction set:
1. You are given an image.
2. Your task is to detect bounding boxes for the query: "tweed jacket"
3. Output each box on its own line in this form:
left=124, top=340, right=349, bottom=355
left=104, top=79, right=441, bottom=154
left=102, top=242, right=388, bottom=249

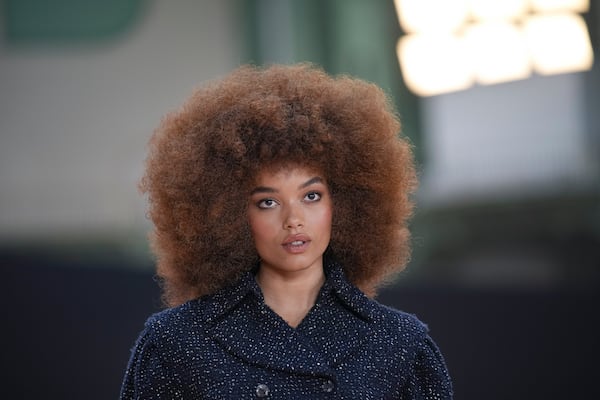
left=120, top=261, right=453, bottom=399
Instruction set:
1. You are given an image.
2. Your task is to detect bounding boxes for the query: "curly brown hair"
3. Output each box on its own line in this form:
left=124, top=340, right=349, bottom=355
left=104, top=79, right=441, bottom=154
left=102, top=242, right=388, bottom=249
left=142, top=63, right=417, bottom=307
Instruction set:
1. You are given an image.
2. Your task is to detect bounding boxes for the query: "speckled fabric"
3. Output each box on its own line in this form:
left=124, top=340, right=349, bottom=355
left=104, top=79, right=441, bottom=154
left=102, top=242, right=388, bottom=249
left=120, top=260, right=453, bottom=399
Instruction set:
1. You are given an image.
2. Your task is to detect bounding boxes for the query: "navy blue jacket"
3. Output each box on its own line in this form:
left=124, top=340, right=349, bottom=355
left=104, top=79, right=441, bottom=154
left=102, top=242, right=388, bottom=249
left=120, top=261, right=453, bottom=399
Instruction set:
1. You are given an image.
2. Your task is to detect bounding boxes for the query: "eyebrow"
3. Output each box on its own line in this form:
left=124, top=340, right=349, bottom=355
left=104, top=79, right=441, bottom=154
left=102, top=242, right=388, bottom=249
left=250, top=176, right=324, bottom=195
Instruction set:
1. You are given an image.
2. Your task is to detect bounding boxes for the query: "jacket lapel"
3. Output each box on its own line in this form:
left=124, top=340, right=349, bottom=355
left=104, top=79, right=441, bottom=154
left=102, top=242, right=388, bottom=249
left=207, top=295, right=332, bottom=376
left=296, top=265, right=374, bottom=368
left=197, top=263, right=376, bottom=376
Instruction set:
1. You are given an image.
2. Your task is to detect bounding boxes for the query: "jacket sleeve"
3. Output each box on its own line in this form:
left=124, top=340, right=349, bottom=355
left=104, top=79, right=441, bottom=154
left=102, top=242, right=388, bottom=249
left=402, top=333, right=453, bottom=399
left=119, top=323, right=185, bottom=400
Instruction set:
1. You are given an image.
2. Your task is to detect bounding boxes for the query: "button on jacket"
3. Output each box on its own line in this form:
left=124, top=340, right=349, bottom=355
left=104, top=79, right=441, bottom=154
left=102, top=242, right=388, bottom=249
left=120, top=260, right=453, bottom=399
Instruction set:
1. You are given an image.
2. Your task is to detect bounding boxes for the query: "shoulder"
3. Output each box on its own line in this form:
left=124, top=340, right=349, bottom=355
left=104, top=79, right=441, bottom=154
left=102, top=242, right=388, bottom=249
left=365, top=299, right=454, bottom=397
left=145, top=300, right=196, bottom=326
left=327, top=261, right=429, bottom=345
left=371, top=301, right=428, bottom=331
left=365, top=298, right=430, bottom=344
left=141, top=298, right=210, bottom=347
left=144, top=273, right=254, bottom=339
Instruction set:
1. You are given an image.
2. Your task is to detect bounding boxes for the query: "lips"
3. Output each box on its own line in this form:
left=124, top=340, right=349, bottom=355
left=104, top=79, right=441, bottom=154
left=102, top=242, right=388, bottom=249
left=282, top=234, right=311, bottom=253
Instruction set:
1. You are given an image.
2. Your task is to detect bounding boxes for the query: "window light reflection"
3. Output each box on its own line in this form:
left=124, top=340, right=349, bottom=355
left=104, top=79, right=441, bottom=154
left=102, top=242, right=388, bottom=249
left=529, top=0, right=589, bottom=13
left=467, top=0, right=528, bottom=21
left=465, top=21, right=531, bottom=85
left=393, top=0, right=469, bottom=33
left=397, top=34, right=473, bottom=96
left=525, top=13, right=594, bottom=75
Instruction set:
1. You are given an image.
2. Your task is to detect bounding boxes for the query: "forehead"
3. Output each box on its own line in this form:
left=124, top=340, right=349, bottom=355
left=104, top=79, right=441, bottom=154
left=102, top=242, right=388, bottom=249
left=253, top=164, right=326, bottom=184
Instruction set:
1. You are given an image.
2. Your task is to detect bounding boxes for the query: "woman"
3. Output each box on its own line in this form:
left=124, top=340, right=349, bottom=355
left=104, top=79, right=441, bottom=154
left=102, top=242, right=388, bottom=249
left=120, top=64, right=453, bottom=399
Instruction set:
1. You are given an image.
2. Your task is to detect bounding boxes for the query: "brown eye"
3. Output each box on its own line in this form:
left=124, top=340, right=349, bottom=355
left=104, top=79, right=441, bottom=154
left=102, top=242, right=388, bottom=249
left=304, top=192, right=322, bottom=202
left=257, top=198, right=278, bottom=209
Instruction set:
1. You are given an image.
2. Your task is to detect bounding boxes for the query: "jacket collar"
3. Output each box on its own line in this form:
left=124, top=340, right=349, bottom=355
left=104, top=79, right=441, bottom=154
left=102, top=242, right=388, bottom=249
left=325, top=259, right=376, bottom=322
left=195, top=259, right=377, bottom=376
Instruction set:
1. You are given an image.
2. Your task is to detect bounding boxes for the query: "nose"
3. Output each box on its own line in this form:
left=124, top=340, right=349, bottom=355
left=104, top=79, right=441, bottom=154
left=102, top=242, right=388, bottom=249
left=283, top=203, right=304, bottom=229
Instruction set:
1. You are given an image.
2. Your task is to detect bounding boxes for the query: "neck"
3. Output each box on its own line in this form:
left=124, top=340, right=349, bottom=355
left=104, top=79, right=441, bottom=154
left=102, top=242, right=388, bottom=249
left=256, top=264, right=326, bottom=328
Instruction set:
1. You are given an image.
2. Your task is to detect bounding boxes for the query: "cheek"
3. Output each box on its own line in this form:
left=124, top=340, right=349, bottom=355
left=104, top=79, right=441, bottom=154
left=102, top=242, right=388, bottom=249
left=248, top=212, right=276, bottom=242
left=325, top=210, right=333, bottom=235
left=316, top=204, right=333, bottom=235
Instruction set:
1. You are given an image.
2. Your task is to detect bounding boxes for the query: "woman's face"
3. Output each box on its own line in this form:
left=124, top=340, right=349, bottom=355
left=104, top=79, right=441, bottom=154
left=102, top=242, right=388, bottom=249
left=248, top=166, right=333, bottom=277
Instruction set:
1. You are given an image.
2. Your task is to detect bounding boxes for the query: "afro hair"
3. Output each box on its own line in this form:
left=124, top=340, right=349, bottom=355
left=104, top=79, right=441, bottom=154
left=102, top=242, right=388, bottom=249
left=141, top=63, right=417, bottom=306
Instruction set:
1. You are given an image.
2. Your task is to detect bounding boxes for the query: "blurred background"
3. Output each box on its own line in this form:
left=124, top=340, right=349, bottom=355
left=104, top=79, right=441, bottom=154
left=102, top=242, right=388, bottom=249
left=1, top=0, right=598, bottom=398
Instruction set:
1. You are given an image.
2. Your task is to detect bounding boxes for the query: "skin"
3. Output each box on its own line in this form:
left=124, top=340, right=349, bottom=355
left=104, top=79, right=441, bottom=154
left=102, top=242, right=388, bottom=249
left=247, top=167, right=333, bottom=327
